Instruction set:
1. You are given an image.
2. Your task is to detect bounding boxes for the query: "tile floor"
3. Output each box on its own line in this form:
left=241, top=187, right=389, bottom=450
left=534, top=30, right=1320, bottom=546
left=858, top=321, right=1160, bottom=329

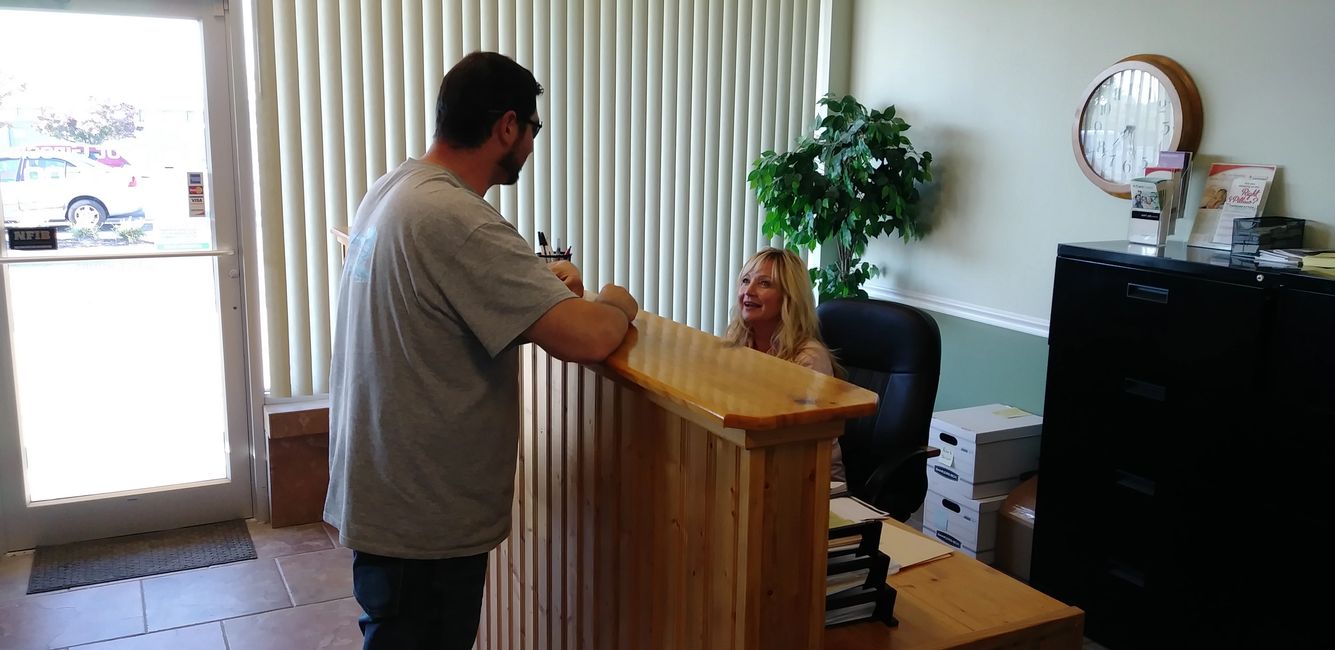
left=0, top=521, right=361, bottom=650
left=1, top=519, right=1114, bottom=650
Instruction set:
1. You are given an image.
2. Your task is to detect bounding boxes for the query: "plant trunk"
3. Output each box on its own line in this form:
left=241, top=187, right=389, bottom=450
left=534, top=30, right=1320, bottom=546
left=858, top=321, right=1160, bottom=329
left=836, top=240, right=852, bottom=280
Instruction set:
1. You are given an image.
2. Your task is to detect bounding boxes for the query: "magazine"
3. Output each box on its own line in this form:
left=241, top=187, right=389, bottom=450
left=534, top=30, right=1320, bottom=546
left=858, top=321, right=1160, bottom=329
left=1188, top=163, right=1278, bottom=250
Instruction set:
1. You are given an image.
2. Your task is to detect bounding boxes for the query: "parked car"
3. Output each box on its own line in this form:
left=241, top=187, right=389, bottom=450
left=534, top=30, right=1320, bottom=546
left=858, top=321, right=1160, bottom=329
left=0, top=150, right=144, bottom=228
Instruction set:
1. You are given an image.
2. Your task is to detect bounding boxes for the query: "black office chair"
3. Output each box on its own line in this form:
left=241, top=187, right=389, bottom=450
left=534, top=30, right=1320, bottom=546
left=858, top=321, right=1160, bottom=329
left=818, top=297, right=941, bottom=522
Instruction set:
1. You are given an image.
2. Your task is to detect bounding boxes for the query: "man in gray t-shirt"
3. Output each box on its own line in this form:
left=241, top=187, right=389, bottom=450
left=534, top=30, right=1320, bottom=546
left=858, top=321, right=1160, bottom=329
left=325, top=52, right=638, bottom=650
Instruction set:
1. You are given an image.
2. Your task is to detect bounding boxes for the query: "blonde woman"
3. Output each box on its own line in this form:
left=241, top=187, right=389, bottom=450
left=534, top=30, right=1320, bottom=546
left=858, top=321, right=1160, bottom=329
left=725, top=247, right=845, bottom=481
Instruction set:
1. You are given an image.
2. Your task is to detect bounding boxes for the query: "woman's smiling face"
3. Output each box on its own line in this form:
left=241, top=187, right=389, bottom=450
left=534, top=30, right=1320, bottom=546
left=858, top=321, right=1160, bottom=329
left=738, top=260, right=782, bottom=329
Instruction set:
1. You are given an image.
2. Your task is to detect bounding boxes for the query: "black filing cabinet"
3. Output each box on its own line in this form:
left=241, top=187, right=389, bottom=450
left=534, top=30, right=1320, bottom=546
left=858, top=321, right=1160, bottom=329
left=1032, top=242, right=1334, bottom=649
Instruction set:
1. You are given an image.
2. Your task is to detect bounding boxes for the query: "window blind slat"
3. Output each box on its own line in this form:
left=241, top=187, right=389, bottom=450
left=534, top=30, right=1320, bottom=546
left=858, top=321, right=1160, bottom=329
left=549, top=0, right=568, bottom=254
left=402, top=1, right=425, bottom=158
left=656, top=0, right=681, bottom=320
left=340, top=0, right=366, bottom=221
left=685, top=0, right=709, bottom=328
left=295, top=0, right=328, bottom=393
left=627, top=0, right=647, bottom=301
left=564, top=0, right=582, bottom=273
left=423, top=2, right=444, bottom=144
left=641, top=0, right=663, bottom=313
left=316, top=0, right=346, bottom=390
left=381, top=2, right=405, bottom=167
left=579, top=0, right=601, bottom=289
left=255, top=0, right=290, bottom=397
left=597, top=0, right=616, bottom=289
left=274, top=1, right=310, bottom=395
left=670, top=0, right=693, bottom=323
left=359, top=0, right=386, bottom=184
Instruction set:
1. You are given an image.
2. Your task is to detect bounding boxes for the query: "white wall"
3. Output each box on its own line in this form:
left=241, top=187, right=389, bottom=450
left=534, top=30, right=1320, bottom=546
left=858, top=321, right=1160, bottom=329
left=849, top=0, right=1335, bottom=320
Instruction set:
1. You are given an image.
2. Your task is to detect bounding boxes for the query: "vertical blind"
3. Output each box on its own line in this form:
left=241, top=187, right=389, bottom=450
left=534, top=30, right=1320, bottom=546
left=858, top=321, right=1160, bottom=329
left=254, top=0, right=827, bottom=397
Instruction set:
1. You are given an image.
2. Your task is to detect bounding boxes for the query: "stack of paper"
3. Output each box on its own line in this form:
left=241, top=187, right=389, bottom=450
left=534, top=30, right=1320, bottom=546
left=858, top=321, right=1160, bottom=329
left=1257, top=248, right=1335, bottom=268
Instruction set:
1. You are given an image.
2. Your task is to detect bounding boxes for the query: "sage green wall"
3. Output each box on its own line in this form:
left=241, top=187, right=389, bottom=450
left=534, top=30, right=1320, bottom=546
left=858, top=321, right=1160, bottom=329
left=926, top=310, right=1048, bottom=416
left=842, top=0, right=1335, bottom=416
left=847, top=0, right=1335, bottom=319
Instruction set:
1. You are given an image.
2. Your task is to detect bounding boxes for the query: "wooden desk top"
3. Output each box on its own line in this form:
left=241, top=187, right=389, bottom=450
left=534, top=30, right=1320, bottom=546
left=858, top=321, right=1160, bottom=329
left=603, top=310, right=878, bottom=431
left=825, top=519, right=1083, bottom=650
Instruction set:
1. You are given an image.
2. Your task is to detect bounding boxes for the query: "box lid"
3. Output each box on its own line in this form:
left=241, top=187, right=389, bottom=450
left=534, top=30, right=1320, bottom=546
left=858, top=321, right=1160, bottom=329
left=930, top=404, right=1042, bottom=444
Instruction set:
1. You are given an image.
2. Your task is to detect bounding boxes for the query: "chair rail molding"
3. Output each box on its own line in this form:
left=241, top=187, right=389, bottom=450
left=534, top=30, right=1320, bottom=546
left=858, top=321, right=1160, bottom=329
left=863, top=284, right=1050, bottom=339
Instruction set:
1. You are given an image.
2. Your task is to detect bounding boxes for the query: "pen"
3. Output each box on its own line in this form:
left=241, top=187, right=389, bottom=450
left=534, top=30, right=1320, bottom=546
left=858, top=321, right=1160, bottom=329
left=537, top=231, right=550, bottom=255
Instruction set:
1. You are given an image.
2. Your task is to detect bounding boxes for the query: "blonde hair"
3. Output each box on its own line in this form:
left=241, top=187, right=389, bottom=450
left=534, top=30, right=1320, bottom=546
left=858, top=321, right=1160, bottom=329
left=724, top=247, right=826, bottom=363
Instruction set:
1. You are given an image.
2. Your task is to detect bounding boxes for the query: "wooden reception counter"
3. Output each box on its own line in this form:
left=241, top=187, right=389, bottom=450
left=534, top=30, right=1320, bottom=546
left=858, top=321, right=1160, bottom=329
left=475, top=310, right=878, bottom=650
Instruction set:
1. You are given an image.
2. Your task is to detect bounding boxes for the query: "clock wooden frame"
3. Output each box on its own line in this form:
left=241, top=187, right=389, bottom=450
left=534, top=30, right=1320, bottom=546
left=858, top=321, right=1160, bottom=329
left=1072, top=54, right=1203, bottom=199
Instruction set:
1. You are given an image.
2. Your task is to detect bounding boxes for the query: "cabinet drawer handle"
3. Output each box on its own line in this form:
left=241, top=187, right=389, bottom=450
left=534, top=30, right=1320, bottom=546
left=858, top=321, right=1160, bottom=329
left=1126, top=283, right=1169, bottom=303
left=1123, top=378, right=1166, bottom=402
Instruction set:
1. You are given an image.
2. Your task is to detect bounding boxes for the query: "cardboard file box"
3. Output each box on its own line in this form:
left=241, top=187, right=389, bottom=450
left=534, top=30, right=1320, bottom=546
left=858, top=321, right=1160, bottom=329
left=922, top=523, right=995, bottom=564
left=926, top=404, right=1042, bottom=499
left=923, top=490, right=1006, bottom=556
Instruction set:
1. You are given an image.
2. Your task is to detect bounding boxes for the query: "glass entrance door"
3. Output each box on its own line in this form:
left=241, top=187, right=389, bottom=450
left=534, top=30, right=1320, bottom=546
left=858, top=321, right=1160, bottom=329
left=0, top=0, right=252, bottom=550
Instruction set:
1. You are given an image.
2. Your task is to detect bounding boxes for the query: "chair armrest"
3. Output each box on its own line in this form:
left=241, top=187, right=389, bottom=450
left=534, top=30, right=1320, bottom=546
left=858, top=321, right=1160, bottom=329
left=861, top=445, right=936, bottom=520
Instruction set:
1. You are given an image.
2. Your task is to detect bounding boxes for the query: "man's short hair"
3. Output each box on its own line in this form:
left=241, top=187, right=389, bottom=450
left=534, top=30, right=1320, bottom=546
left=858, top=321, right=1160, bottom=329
left=434, top=52, right=544, bottom=148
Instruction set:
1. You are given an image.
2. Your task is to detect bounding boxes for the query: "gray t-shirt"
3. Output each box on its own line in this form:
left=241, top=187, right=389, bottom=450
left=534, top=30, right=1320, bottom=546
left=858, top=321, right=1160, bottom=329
left=324, top=159, right=573, bottom=559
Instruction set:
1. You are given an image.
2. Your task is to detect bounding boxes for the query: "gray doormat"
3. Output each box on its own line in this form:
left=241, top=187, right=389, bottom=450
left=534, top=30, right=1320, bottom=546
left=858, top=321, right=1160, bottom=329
left=27, top=519, right=256, bottom=594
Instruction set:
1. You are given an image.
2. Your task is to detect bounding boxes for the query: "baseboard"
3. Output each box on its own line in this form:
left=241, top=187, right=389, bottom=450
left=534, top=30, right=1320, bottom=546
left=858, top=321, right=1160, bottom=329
left=863, top=284, right=1050, bottom=339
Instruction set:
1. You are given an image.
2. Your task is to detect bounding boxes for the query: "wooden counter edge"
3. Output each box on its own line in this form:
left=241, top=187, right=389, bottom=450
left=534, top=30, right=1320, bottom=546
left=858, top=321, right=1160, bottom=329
left=920, top=606, right=1085, bottom=650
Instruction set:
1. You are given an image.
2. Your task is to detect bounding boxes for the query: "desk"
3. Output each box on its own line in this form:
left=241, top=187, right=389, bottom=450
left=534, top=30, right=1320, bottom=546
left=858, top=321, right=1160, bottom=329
left=476, top=311, right=878, bottom=650
left=825, top=518, right=1083, bottom=650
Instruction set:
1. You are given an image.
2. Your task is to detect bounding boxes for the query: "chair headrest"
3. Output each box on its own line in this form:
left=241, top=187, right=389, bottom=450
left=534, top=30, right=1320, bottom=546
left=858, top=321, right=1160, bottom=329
left=817, top=298, right=942, bottom=375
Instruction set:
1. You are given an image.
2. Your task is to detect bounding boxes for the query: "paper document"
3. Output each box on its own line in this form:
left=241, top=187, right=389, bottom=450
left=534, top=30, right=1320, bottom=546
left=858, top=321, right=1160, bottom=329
left=830, top=497, right=889, bottom=526
left=878, top=522, right=952, bottom=573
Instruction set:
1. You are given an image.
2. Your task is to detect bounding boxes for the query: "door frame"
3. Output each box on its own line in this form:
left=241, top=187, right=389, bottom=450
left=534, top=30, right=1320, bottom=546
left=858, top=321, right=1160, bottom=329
left=0, top=0, right=263, bottom=551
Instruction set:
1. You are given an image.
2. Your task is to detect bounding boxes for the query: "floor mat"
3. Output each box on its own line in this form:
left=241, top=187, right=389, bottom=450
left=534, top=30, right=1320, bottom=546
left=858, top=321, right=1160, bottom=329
left=27, top=519, right=256, bottom=594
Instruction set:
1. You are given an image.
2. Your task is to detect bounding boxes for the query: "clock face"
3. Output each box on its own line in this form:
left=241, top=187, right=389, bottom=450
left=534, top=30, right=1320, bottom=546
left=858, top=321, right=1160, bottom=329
left=1078, top=69, right=1176, bottom=185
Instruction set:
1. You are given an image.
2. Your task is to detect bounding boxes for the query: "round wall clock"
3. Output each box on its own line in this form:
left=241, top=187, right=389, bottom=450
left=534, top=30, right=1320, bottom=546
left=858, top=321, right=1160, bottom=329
left=1072, top=54, right=1202, bottom=198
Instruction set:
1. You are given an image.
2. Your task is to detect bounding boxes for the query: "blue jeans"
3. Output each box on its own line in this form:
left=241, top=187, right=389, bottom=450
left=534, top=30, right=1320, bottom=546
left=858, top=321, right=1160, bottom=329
left=351, top=550, right=489, bottom=650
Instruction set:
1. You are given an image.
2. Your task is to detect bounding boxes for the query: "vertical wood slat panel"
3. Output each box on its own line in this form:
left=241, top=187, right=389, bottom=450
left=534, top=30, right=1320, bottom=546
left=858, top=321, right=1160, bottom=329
left=535, top=351, right=551, bottom=650
left=482, top=346, right=833, bottom=650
